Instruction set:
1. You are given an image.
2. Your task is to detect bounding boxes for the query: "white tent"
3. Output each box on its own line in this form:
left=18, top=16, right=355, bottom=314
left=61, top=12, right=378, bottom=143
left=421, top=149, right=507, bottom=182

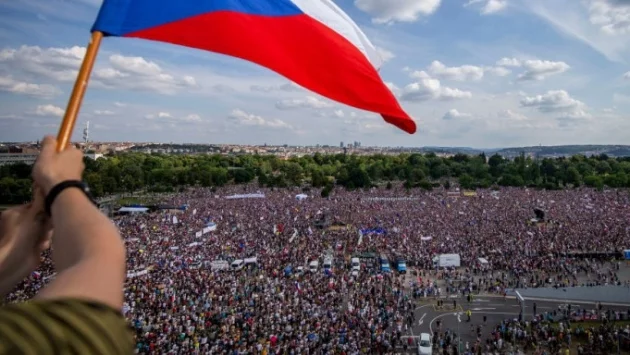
left=295, top=194, right=308, bottom=201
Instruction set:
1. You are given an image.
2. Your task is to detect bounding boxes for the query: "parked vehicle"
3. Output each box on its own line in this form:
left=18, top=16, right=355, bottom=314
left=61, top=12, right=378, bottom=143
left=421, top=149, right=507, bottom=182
left=231, top=259, right=244, bottom=271
left=309, top=260, right=319, bottom=273
left=418, top=333, right=432, bottom=355
left=379, top=255, right=391, bottom=273
left=394, top=258, right=407, bottom=274
left=351, top=257, right=360, bottom=277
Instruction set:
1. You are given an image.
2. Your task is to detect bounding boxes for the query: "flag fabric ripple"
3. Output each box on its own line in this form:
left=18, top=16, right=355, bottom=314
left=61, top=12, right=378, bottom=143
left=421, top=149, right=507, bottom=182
left=92, top=0, right=416, bottom=133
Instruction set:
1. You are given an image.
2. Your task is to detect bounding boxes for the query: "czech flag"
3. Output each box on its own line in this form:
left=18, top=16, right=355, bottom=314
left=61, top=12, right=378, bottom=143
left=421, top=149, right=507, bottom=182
left=91, top=0, right=416, bottom=133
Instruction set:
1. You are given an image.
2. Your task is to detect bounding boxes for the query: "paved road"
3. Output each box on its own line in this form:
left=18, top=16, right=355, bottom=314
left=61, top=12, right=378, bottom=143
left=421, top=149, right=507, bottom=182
left=397, top=295, right=629, bottom=353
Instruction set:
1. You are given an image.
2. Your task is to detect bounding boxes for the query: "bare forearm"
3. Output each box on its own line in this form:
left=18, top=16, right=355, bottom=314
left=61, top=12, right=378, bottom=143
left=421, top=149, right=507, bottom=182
left=50, top=189, right=124, bottom=271
left=0, top=248, right=19, bottom=298
left=37, top=188, right=126, bottom=309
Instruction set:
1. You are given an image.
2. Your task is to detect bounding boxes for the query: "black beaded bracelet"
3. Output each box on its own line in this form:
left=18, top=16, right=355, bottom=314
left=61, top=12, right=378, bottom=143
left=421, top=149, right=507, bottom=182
left=44, top=180, right=97, bottom=217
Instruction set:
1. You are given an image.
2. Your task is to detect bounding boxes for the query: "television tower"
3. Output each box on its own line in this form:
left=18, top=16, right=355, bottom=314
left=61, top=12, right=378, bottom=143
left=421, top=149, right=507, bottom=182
left=83, top=121, right=90, bottom=148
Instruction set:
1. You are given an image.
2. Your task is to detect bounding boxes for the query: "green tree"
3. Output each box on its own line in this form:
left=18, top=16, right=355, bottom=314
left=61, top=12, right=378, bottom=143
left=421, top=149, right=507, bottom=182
left=584, top=175, right=604, bottom=189
left=458, top=174, right=475, bottom=189
left=498, top=174, right=525, bottom=187
left=565, top=167, right=582, bottom=187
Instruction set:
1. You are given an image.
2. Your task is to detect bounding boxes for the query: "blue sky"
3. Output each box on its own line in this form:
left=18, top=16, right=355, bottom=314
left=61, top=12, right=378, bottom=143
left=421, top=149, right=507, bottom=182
left=0, top=0, right=628, bottom=147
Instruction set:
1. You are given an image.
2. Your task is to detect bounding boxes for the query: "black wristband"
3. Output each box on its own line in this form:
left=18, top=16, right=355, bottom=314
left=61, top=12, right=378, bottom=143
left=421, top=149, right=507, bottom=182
left=44, top=180, right=97, bottom=217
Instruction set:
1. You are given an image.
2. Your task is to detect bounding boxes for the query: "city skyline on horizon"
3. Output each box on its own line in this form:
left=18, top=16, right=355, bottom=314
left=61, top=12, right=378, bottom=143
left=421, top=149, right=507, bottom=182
left=3, top=137, right=630, bottom=152
left=0, top=0, right=629, bottom=147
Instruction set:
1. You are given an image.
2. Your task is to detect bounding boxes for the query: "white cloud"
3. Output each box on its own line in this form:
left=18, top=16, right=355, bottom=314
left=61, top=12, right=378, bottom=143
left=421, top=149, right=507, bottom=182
left=182, top=114, right=202, bottom=122
left=0, top=75, right=61, bottom=97
left=400, top=78, right=472, bottom=102
left=331, top=109, right=346, bottom=118
left=496, top=57, right=522, bottom=67
left=354, top=0, right=442, bottom=24
left=428, top=61, right=485, bottom=81
left=587, top=0, right=630, bottom=35
left=423, top=61, right=511, bottom=81
left=465, top=0, right=508, bottom=14
left=623, top=71, right=630, bottom=79
left=443, top=109, right=472, bottom=120
left=496, top=58, right=570, bottom=80
left=145, top=112, right=171, bottom=119
left=518, top=60, right=570, bottom=80
left=228, top=109, right=291, bottom=129
left=384, top=82, right=401, bottom=95
left=144, top=112, right=202, bottom=123
left=94, top=54, right=197, bottom=95
left=520, top=90, right=590, bottom=119
left=0, top=45, right=199, bottom=95
left=0, top=45, right=85, bottom=82
left=375, top=47, right=395, bottom=63
left=410, top=70, right=432, bottom=80
left=275, top=96, right=333, bottom=110
left=250, top=82, right=303, bottom=93
left=498, top=109, right=528, bottom=120
left=35, top=104, right=64, bottom=117
left=483, top=0, right=508, bottom=14
left=317, top=109, right=375, bottom=120
left=114, top=102, right=127, bottom=107
left=484, top=66, right=512, bottom=76
left=94, top=110, right=114, bottom=116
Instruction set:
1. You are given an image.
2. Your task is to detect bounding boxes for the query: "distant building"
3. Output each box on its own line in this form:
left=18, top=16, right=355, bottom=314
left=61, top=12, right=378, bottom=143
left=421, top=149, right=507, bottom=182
left=85, top=153, right=105, bottom=160
left=0, top=153, right=39, bottom=166
left=340, top=141, right=344, bottom=148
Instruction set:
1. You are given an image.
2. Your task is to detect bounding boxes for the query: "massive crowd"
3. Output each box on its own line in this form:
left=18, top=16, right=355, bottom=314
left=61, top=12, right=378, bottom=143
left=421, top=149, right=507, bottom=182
left=5, top=185, right=630, bottom=354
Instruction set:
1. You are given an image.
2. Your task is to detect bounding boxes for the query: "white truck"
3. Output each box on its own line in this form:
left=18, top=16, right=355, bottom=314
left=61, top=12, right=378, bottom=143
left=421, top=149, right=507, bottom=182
left=210, top=260, right=230, bottom=271
left=432, top=254, right=461, bottom=268
left=309, top=260, right=319, bottom=273
left=231, top=259, right=245, bottom=271
left=351, top=257, right=360, bottom=277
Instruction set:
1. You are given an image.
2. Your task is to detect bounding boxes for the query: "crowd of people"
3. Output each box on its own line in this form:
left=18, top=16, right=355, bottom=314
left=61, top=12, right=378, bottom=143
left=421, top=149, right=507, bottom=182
left=5, top=185, right=630, bottom=354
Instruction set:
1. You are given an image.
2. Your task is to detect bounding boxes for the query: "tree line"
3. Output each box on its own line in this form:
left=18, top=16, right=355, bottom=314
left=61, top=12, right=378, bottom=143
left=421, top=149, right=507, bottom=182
left=1, top=151, right=629, bottom=204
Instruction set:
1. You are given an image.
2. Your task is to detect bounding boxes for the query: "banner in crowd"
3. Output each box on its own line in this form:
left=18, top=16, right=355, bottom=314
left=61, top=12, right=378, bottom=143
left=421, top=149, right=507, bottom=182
left=127, top=269, right=150, bottom=278
left=360, top=228, right=386, bottom=235
left=225, top=193, right=265, bottom=199
left=204, top=222, right=217, bottom=232
left=328, top=224, right=352, bottom=231
left=363, top=197, right=421, bottom=201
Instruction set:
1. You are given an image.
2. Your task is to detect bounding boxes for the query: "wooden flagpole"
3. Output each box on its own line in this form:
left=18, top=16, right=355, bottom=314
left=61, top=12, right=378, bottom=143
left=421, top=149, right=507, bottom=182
left=56, top=31, right=104, bottom=152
